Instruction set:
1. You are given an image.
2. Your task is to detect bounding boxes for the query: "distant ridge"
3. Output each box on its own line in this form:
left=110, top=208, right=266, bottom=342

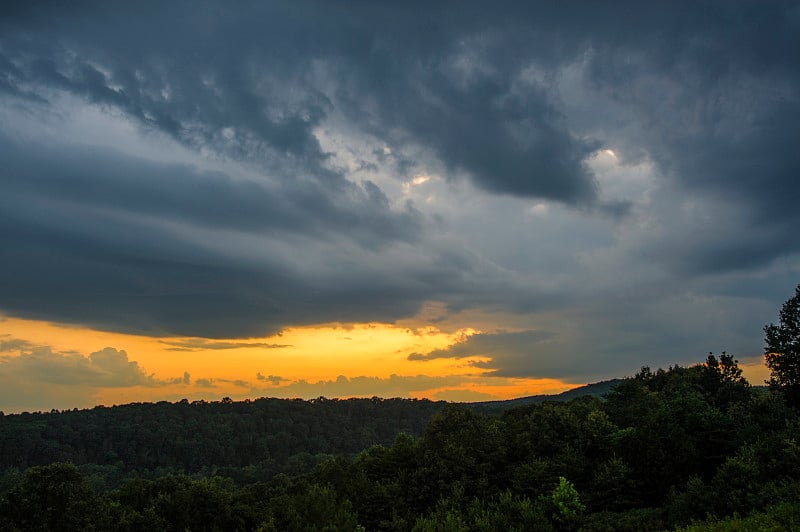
left=467, top=378, right=623, bottom=410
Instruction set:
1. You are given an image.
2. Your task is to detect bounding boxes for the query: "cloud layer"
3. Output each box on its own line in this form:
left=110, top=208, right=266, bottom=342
left=0, top=342, right=169, bottom=410
left=1, top=1, right=799, bottom=381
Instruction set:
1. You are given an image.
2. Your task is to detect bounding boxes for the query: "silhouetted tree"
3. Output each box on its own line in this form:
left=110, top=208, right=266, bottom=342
left=764, top=285, right=800, bottom=407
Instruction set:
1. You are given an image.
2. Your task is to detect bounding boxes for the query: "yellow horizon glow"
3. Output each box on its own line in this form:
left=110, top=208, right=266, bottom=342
left=3, top=313, right=771, bottom=413
left=0, top=315, right=583, bottom=412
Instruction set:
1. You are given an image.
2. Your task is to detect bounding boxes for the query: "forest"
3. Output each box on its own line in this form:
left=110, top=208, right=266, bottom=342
left=1, top=287, right=800, bottom=531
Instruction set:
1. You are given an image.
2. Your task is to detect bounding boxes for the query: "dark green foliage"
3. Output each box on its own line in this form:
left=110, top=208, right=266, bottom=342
left=473, top=379, right=622, bottom=413
left=0, top=462, right=108, bottom=531
left=0, top=397, right=444, bottom=475
left=259, top=482, right=362, bottom=532
left=765, top=284, right=800, bottom=407
left=676, top=501, right=800, bottom=531
left=580, top=508, right=666, bottom=532
left=414, top=405, right=504, bottom=504
left=1, top=355, right=799, bottom=530
left=412, top=490, right=553, bottom=532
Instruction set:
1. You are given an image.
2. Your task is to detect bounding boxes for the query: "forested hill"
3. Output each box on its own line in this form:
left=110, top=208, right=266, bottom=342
left=1, top=356, right=800, bottom=530
left=0, top=381, right=617, bottom=475
left=0, top=397, right=446, bottom=474
left=472, top=379, right=622, bottom=412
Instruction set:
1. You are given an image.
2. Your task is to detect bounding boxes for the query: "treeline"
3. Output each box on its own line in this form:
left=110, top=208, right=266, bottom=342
left=1, top=354, right=800, bottom=530
left=0, top=396, right=445, bottom=479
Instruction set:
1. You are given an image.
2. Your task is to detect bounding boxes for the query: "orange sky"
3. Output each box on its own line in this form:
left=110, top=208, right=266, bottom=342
left=0, top=310, right=773, bottom=413
left=0, top=314, right=587, bottom=413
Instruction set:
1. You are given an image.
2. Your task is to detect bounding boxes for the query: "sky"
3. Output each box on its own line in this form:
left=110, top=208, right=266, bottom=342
left=1, top=1, right=798, bottom=412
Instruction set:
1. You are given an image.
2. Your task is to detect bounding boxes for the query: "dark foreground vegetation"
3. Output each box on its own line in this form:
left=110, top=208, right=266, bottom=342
left=1, top=286, right=800, bottom=530
left=1, top=356, right=798, bottom=531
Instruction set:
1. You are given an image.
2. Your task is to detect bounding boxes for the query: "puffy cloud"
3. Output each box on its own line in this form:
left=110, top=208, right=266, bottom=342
left=0, top=344, right=182, bottom=411
left=0, top=346, right=153, bottom=387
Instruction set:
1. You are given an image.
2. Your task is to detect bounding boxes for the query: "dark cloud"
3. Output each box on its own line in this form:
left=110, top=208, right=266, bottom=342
left=577, top=2, right=800, bottom=273
left=3, top=0, right=792, bottom=219
left=332, top=43, right=600, bottom=202
left=0, top=1, right=601, bottom=203
left=0, top=135, right=421, bottom=246
left=160, top=339, right=290, bottom=351
left=410, top=330, right=570, bottom=378
left=193, top=377, right=249, bottom=389
left=0, top=124, right=550, bottom=337
left=0, top=132, right=434, bottom=337
left=0, top=0, right=799, bottom=358
left=256, top=373, right=287, bottom=385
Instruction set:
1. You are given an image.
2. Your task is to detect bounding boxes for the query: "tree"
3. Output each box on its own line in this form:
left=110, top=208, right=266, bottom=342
left=705, top=352, right=744, bottom=385
left=764, top=285, right=800, bottom=407
left=0, top=462, right=107, bottom=531
left=550, top=476, right=585, bottom=529
left=702, top=352, right=750, bottom=409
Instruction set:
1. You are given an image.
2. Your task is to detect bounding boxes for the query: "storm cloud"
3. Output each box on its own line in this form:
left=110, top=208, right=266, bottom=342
left=1, top=1, right=799, bottom=378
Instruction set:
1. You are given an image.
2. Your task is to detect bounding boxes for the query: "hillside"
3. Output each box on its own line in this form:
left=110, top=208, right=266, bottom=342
left=471, top=379, right=622, bottom=411
left=2, top=357, right=800, bottom=530
left=0, top=381, right=619, bottom=475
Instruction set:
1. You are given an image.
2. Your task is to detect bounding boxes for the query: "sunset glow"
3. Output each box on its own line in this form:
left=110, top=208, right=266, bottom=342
left=1, top=315, right=591, bottom=412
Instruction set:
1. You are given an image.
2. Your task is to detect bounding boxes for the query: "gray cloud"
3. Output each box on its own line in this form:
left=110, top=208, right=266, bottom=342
left=0, top=346, right=154, bottom=387
left=0, top=344, right=186, bottom=411
left=257, top=374, right=468, bottom=399
left=0, top=134, right=422, bottom=246
left=0, top=121, right=557, bottom=337
left=160, top=339, right=291, bottom=351
left=575, top=2, right=800, bottom=274
left=410, top=330, right=569, bottom=378
left=256, top=373, right=287, bottom=385
left=0, top=2, right=602, bottom=204
left=0, top=338, right=36, bottom=352
left=0, top=131, right=435, bottom=337
left=0, top=0, right=798, bottom=383
left=2, top=1, right=797, bottom=216
left=193, top=377, right=249, bottom=389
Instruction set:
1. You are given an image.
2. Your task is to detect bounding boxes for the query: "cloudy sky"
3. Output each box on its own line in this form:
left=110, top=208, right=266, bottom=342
left=1, top=1, right=799, bottom=411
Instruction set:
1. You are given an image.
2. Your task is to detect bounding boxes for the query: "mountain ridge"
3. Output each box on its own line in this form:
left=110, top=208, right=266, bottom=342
left=466, top=378, right=623, bottom=410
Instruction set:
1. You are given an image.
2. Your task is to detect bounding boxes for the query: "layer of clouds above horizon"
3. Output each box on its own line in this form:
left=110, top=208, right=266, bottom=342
left=0, top=339, right=165, bottom=410
left=2, top=1, right=800, bottom=382
left=0, top=336, right=499, bottom=410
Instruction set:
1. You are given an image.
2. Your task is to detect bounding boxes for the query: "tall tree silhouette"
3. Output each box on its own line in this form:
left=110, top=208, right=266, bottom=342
left=764, top=285, right=800, bottom=407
